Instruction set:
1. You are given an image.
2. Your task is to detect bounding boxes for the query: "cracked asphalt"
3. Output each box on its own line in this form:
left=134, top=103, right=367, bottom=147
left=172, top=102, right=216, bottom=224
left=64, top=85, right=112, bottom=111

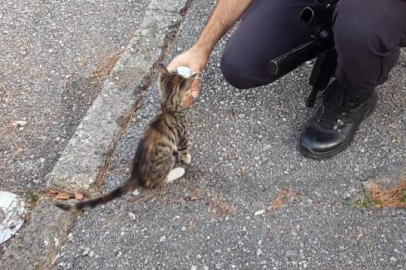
left=52, top=0, right=406, bottom=269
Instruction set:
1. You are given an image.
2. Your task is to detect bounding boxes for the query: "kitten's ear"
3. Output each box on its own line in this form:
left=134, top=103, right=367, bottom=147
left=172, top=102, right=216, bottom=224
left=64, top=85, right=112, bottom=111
left=158, top=63, right=169, bottom=75
left=183, top=73, right=197, bottom=90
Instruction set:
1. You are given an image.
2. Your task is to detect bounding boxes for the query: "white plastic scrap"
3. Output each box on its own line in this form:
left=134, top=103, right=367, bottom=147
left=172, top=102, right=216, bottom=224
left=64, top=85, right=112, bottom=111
left=0, top=191, right=26, bottom=244
left=254, top=209, right=266, bottom=216
left=12, top=121, right=27, bottom=127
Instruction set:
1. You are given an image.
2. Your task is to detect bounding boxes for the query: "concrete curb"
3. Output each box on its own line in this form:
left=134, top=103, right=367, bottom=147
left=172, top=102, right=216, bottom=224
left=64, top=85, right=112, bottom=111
left=0, top=1, right=191, bottom=269
left=49, top=0, right=189, bottom=192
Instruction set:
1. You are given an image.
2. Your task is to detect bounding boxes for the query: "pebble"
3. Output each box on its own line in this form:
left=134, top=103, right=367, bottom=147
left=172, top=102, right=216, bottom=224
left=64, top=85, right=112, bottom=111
left=263, top=144, right=272, bottom=151
left=82, top=248, right=89, bottom=256
left=128, top=212, right=136, bottom=220
left=160, top=236, right=166, bottom=242
left=12, top=120, right=27, bottom=127
left=286, top=250, right=297, bottom=258
left=257, top=248, right=263, bottom=256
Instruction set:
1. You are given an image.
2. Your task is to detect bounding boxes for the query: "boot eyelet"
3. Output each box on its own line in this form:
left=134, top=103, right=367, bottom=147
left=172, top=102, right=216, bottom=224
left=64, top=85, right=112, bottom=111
left=333, top=125, right=338, bottom=130
left=337, top=119, right=344, bottom=125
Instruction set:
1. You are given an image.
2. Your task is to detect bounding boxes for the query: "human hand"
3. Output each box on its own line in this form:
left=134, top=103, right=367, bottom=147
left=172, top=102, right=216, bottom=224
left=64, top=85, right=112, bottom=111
left=168, top=48, right=208, bottom=108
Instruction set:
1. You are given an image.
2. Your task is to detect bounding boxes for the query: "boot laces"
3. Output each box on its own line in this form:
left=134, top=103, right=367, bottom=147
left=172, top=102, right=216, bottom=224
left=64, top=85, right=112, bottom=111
left=317, top=83, right=357, bottom=131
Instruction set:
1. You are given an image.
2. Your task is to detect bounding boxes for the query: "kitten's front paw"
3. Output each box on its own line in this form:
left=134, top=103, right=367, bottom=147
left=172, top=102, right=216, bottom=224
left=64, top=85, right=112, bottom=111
left=181, top=153, right=192, bottom=165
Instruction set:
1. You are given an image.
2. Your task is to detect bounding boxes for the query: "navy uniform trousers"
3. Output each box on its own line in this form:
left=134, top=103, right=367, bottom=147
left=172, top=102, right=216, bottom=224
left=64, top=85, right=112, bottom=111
left=221, top=0, right=406, bottom=96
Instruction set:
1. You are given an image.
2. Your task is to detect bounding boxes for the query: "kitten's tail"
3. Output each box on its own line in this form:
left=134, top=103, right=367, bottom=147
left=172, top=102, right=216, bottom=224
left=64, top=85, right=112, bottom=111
left=55, top=177, right=137, bottom=211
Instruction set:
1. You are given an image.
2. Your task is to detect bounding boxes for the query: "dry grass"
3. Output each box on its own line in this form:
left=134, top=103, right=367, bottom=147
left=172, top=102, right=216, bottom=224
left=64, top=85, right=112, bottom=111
left=14, top=143, right=25, bottom=156
left=128, top=189, right=166, bottom=205
left=0, top=122, right=14, bottom=137
left=0, top=122, right=26, bottom=157
left=94, top=150, right=114, bottom=189
left=367, top=180, right=406, bottom=208
left=269, top=188, right=297, bottom=212
left=182, top=172, right=236, bottom=218
left=207, top=197, right=236, bottom=217
left=183, top=185, right=236, bottom=218
left=0, top=82, right=13, bottom=103
left=89, top=49, right=124, bottom=86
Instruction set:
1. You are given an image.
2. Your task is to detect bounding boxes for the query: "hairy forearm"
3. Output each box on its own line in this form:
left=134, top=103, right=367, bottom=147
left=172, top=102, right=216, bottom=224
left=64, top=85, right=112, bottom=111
left=193, top=0, right=255, bottom=57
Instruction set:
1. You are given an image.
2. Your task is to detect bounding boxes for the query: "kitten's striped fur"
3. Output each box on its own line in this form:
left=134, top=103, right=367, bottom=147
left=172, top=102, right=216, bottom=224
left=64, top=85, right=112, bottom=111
left=55, top=64, right=196, bottom=211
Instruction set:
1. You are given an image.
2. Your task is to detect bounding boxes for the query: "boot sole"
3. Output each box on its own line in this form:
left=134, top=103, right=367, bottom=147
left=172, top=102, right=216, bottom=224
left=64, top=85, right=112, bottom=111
left=300, top=93, right=378, bottom=160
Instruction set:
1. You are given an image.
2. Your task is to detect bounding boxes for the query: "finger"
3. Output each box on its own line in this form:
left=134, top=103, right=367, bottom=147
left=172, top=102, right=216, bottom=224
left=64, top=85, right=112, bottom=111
left=191, top=89, right=200, bottom=99
left=190, top=79, right=200, bottom=98
left=167, top=62, right=176, bottom=71
left=191, top=78, right=199, bottom=90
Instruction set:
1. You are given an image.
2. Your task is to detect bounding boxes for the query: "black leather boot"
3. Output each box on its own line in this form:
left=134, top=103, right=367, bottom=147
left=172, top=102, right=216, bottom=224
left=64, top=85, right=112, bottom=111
left=299, top=80, right=378, bottom=159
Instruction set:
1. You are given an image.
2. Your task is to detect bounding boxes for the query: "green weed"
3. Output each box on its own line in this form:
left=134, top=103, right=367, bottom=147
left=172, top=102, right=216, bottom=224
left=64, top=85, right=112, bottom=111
left=344, top=194, right=373, bottom=209
left=27, top=189, right=39, bottom=204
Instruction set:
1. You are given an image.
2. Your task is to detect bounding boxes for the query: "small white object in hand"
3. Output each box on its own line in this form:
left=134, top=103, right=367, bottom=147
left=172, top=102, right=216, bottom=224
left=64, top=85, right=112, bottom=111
left=176, top=66, right=202, bottom=79
left=176, top=66, right=192, bottom=78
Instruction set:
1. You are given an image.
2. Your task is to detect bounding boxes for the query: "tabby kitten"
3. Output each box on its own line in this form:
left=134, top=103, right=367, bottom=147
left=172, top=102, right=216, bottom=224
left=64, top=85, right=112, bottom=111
left=56, top=64, right=196, bottom=211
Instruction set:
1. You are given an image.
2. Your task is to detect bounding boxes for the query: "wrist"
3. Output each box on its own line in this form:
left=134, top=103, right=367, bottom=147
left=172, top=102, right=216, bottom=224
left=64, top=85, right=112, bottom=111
left=191, top=43, right=212, bottom=62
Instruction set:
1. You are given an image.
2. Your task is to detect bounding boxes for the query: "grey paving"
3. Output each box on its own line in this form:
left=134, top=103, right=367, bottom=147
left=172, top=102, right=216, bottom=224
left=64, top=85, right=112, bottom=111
left=54, top=0, right=406, bottom=269
left=0, top=0, right=151, bottom=191
left=0, top=0, right=189, bottom=268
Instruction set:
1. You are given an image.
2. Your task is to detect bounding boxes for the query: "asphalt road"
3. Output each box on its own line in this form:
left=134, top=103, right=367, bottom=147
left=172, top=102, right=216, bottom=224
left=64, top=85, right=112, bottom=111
left=53, top=0, right=406, bottom=269
left=0, top=0, right=151, bottom=191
